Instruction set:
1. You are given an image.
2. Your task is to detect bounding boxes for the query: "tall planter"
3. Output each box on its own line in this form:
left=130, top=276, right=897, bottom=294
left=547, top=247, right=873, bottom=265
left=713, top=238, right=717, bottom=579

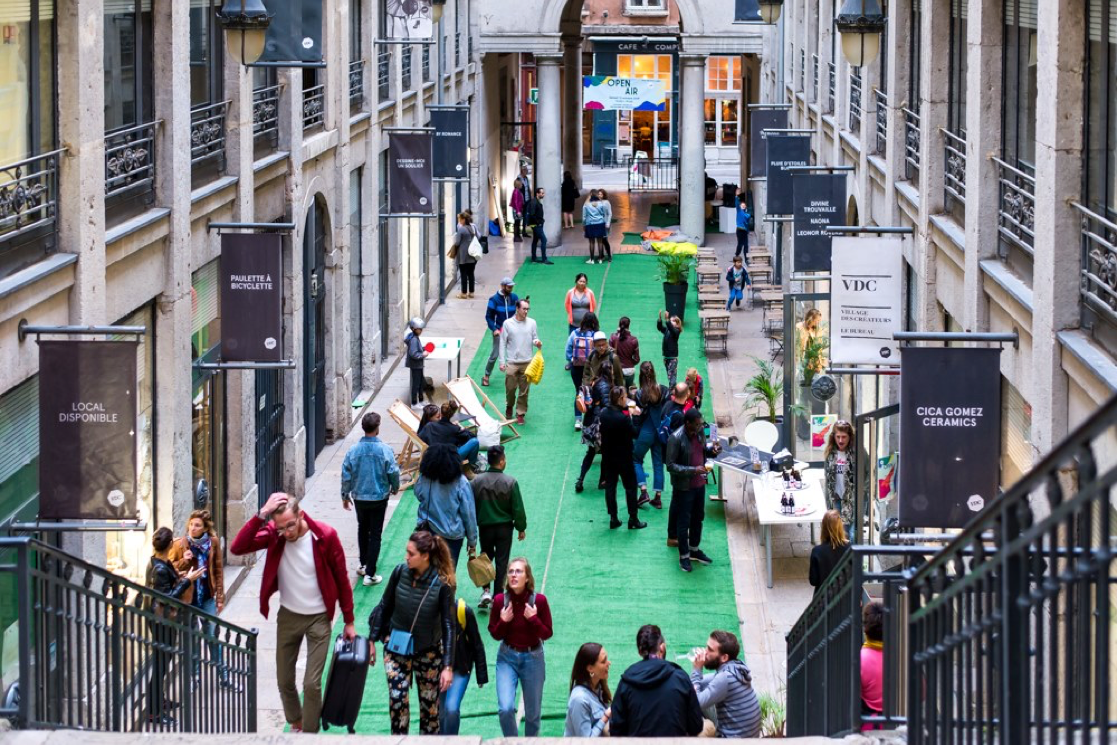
left=663, top=281, right=689, bottom=321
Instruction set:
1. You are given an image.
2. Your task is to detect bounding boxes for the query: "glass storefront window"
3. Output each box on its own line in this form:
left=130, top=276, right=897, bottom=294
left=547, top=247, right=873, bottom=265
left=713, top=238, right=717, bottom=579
left=704, top=99, right=717, bottom=145
left=191, top=261, right=227, bottom=544
left=1086, top=0, right=1117, bottom=218
left=616, top=54, right=674, bottom=156
left=1002, top=0, right=1038, bottom=170
left=706, top=56, right=741, bottom=92
left=703, top=97, right=740, bottom=147
left=721, top=100, right=739, bottom=145
left=785, top=297, right=844, bottom=464
left=104, top=0, right=153, bottom=132
left=0, top=0, right=55, bottom=165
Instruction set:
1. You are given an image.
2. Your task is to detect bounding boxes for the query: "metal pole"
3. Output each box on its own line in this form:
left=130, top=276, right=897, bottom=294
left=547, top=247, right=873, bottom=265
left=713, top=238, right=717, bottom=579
left=18, top=321, right=147, bottom=342
left=437, top=23, right=445, bottom=305
left=894, top=330, right=1019, bottom=347
left=823, top=225, right=914, bottom=235
left=786, top=165, right=855, bottom=173
left=206, top=221, right=296, bottom=232
left=774, top=220, right=783, bottom=286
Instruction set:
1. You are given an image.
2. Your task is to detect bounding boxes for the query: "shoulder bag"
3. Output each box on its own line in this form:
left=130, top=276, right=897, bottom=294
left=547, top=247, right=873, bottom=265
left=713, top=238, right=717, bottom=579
left=386, top=575, right=439, bottom=657
left=467, top=226, right=484, bottom=258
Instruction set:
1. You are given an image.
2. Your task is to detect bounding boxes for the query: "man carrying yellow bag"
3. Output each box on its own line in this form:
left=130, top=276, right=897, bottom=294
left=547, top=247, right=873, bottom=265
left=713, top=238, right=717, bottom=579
left=499, top=298, right=542, bottom=424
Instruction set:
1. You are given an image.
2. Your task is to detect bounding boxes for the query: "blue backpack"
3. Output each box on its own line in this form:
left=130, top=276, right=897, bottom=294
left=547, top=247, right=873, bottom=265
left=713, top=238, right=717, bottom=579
left=657, top=406, right=683, bottom=446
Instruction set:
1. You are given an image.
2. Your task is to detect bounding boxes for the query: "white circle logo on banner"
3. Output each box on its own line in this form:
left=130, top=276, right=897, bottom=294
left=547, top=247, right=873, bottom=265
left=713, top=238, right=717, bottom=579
left=302, top=37, right=314, bottom=49
left=264, top=337, right=277, bottom=350
left=456, top=164, right=463, bottom=171
left=107, top=490, right=125, bottom=507
left=419, top=197, right=428, bottom=205
left=967, top=495, right=984, bottom=512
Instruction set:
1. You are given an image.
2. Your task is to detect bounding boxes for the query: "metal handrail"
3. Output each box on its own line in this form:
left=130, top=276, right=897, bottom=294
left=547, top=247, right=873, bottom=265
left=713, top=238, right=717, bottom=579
left=422, top=45, right=431, bottom=83
left=902, top=108, right=921, bottom=181
left=811, top=54, right=819, bottom=101
left=942, top=127, right=967, bottom=209
left=348, top=59, right=365, bottom=109
left=378, top=48, right=392, bottom=101
left=874, top=89, right=888, bottom=155
left=0, top=147, right=67, bottom=244
left=827, top=62, right=836, bottom=112
left=1071, top=201, right=1117, bottom=332
left=991, top=155, right=1035, bottom=256
left=105, top=120, right=162, bottom=200
left=849, top=70, right=862, bottom=133
left=402, top=47, right=413, bottom=92
left=624, top=155, right=679, bottom=192
left=302, top=83, right=325, bottom=131
left=252, top=85, right=280, bottom=150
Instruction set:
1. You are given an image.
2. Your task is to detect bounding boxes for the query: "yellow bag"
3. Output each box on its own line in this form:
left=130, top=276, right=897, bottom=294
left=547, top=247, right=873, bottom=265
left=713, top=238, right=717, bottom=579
left=524, top=350, right=545, bottom=385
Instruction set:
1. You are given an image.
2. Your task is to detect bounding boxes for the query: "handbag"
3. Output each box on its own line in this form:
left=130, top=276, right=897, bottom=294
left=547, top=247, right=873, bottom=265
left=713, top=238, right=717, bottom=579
left=385, top=576, right=438, bottom=657
left=467, top=552, right=496, bottom=587
left=467, top=235, right=483, bottom=259
left=447, top=243, right=459, bottom=260
left=524, top=350, right=545, bottom=385
left=582, top=417, right=602, bottom=449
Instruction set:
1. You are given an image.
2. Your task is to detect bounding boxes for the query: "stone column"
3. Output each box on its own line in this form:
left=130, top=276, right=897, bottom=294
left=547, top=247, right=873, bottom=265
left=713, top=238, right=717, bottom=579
left=562, top=37, right=584, bottom=186
left=679, top=53, right=707, bottom=245
left=536, top=54, right=563, bottom=245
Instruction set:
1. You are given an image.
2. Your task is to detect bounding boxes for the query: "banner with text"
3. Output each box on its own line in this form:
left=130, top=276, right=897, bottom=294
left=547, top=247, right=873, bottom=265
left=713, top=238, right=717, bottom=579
left=384, top=0, right=434, bottom=39
left=221, top=233, right=284, bottom=362
left=831, top=236, right=904, bottom=364
left=792, top=173, right=845, bottom=271
left=259, top=0, right=323, bottom=63
left=749, top=109, right=787, bottom=178
left=583, top=76, right=667, bottom=111
left=765, top=134, right=812, bottom=215
left=38, top=340, right=138, bottom=521
left=388, top=132, right=434, bottom=215
left=431, top=109, right=469, bottom=179
left=900, top=347, right=1002, bottom=528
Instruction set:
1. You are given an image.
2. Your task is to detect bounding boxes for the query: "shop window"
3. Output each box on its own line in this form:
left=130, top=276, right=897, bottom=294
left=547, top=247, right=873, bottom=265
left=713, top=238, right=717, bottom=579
left=706, top=56, right=742, bottom=92
left=0, top=376, right=40, bottom=530
left=191, top=261, right=227, bottom=545
left=703, top=98, right=740, bottom=147
left=1000, top=379, right=1033, bottom=488
left=625, top=0, right=667, bottom=14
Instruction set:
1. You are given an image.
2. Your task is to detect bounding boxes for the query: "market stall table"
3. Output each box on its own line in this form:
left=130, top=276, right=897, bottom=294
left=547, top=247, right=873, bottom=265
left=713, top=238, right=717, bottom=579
left=422, top=337, right=464, bottom=380
left=751, top=470, right=827, bottom=587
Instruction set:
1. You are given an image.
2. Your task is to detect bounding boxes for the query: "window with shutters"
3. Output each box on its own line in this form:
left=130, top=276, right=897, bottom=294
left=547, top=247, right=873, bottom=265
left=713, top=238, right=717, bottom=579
left=1000, top=379, right=1033, bottom=489
left=0, top=376, right=40, bottom=529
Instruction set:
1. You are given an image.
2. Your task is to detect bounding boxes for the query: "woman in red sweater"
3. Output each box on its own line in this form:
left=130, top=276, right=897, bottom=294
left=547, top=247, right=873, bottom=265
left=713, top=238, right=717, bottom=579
left=488, top=557, right=553, bottom=737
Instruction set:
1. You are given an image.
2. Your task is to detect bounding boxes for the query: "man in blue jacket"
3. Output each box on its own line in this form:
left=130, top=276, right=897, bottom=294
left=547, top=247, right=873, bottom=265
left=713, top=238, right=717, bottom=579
left=483, top=277, right=519, bottom=386
left=341, top=412, right=400, bottom=586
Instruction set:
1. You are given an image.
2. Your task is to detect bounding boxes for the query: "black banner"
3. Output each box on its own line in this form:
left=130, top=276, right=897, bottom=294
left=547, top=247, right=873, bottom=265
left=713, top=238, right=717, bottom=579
left=221, top=233, right=283, bottom=362
left=735, top=0, right=761, bottom=21
left=431, top=109, right=469, bottom=180
left=765, top=134, right=812, bottom=215
left=388, top=132, right=434, bottom=215
left=749, top=109, right=787, bottom=178
left=38, top=341, right=138, bottom=521
left=260, top=0, right=323, bottom=63
left=792, top=173, right=846, bottom=271
left=900, top=347, right=1002, bottom=529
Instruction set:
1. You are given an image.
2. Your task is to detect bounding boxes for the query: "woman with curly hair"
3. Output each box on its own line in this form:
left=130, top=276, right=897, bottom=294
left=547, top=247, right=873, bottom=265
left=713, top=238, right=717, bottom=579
left=414, top=443, right=478, bottom=568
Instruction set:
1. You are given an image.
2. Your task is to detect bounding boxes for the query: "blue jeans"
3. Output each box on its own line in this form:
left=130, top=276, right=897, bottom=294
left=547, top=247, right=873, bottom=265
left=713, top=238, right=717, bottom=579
left=531, top=226, right=548, bottom=261
left=439, top=672, right=471, bottom=734
left=444, top=537, right=464, bottom=568
left=192, top=596, right=226, bottom=681
left=496, top=643, right=546, bottom=737
left=459, top=438, right=479, bottom=464
left=633, top=423, right=665, bottom=492
left=727, top=287, right=744, bottom=309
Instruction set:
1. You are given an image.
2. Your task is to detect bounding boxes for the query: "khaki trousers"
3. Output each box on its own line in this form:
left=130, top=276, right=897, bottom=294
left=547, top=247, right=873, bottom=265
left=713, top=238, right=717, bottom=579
left=504, top=361, right=531, bottom=416
left=276, top=606, right=331, bottom=732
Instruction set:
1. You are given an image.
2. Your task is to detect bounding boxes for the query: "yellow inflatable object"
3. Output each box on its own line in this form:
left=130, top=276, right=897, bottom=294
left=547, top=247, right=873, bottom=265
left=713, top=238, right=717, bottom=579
left=524, top=350, right=545, bottom=384
left=651, top=241, right=699, bottom=256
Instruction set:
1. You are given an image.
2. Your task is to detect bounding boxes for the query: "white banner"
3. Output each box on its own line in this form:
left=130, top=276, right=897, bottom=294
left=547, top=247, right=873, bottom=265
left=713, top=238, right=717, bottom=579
left=831, top=236, right=904, bottom=365
left=582, top=76, right=667, bottom=111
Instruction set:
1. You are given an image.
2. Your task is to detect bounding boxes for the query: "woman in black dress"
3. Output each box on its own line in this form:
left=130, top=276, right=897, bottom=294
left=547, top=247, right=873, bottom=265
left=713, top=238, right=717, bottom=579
left=561, top=170, right=579, bottom=228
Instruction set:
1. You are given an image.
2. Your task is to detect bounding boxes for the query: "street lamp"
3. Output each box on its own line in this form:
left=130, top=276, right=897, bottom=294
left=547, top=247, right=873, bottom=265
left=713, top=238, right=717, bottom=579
left=835, top=0, right=886, bottom=68
left=218, top=0, right=273, bottom=66
left=431, top=0, right=447, bottom=23
left=757, top=0, right=784, bottom=24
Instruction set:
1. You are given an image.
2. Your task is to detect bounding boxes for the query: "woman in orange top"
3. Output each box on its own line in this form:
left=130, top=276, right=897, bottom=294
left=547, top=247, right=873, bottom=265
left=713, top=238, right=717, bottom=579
left=565, top=273, right=598, bottom=333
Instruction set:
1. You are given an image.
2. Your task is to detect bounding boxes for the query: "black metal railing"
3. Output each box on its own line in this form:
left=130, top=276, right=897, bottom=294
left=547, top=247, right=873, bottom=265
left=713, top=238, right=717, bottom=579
left=349, top=59, right=365, bottom=110
left=827, top=62, right=836, bottom=112
left=0, top=537, right=257, bottom=733
left=799, top=49, right=805, bottom=93
left=189, top=101, right=229, bottom=172
left=849, top=70, right=862, bottom=133
left=0, top=148, right=64, bottom=246
left=105, top=120, right=159, bottom=203
left=455, top=31, right=461, bottom=67
left=906, top=394, right=1117, bottom=743
left=903, top=108, right=921, bottom=182
left=378, top=48, right=392, bottom=101
left=625, top=155, right=679, bottom=192
left=1072, top=201, right=1117, bottom=339
left=874, top=89, right=888, bottom=155
left=992, top=156, right=1035, bottom=257
left=302, top=84, right=325, bottom=132
left=402, top=47, right=413, bottom=92
left=943, top=128, right=966, bottom=216
left=422, top=45, right=431, bottom=83
left=811, top=54, right=819, bottom=100
left=252, top=84, right=280, bottom=147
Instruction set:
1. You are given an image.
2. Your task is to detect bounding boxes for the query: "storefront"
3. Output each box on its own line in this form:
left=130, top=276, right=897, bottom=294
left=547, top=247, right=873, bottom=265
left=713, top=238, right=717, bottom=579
left=704, top=56, right=743, bottom=164
left=191, top=260, right=227, bottom=546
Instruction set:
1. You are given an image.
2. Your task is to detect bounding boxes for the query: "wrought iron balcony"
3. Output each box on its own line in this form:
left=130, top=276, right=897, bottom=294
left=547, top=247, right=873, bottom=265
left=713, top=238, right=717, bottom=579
left=252, top=84, right=280, bottom=146
left=104, top=120, right=159, bottom=203
left=1072, top=201, right=1117, bottom=336
left=849, top=70, right=862, bottom=133
left=455, top=31, right=461, bottom=68
left=402, top=47, right=413, bottom=92
left=992, top=156, right=1035, bottom=256
left=302, top=84, right=325, bottom=132
left=799, top=49, right=805, bottom=93
left=378, top=48, right=392, bottom=101
left=190, top=101, right=229, bottom=172
left=903, top=108, right=921, bottom=182
left=874, top=89, right=888, bottom=155
left=349, top=59, right=365, bottom=110
left=942, top=128, right=967, bottom=214
left=423, top=45, right=431, bottom=83
left=811, top=54, right=819, bottom=100
left=827, top=62, right=836, bottom=112
left=0, top=148, right=64, bottom=247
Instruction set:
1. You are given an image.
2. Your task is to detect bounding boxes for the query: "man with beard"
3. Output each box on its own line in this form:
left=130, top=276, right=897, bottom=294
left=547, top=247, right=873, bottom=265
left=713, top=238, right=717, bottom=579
left=689, top=630, right=761, bottom=738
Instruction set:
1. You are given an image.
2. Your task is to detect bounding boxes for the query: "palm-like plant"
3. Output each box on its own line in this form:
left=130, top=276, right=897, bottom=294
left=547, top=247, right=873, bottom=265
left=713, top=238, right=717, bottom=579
left=799, top=334, right=830, bottom=386
left=743, top=355, right=783, bottom=422
left=656, top=253, right=692, bottom=285
left=758, top=689, right=787, bottom=737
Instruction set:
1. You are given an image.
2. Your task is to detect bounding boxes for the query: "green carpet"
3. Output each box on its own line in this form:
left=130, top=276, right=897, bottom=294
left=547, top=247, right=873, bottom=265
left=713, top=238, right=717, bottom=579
left=648, top=202, right=680, bottom=228
left=323, top=256, right=738, bottom=736
left=620, top=231, right=643, bottom=245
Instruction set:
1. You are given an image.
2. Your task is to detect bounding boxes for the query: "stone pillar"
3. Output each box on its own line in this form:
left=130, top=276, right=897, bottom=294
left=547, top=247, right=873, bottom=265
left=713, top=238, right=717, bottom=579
left=536, top=54, right=563, bottom=246
left=679, top=54, right=707, bottom=245
left=1031, top=0, right=1085, bottom=455
left=562, top=37, right=583, bottom=187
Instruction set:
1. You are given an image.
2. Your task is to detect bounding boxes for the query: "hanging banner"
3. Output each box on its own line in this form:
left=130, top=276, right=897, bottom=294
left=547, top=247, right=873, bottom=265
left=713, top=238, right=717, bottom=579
left=793, top=173, right=846, bottom=271
left=811, top=414, right=838, bottom=449
left=582, top=76, right=667, bottom=111
left=735, top=0, right=761, bottom=21
left=831, top=236, right=904, bottom=364
left=384, top=0, right=434, bottom=39
left=259, top=0, right=323, bottom=63
left=749, top=109, right=787, bottom=178
left=220, top=233, right=284, bottom=363
left=431, top=109, right=469, bottom=179
left=899, top=347, right=1002, bottom=528
left=38, top=341, right=138, bottom=521
left=765, top=134, right=811, bottom=215
left=388, top=132, right=434, bottom=215
left=877, top=453, right=898, bottom=501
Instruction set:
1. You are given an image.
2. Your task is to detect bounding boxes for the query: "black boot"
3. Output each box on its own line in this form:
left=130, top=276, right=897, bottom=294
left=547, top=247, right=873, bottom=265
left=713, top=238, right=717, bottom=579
left=575, top=480, right=585, bottom=493
left=609, top=515, right=623, bottom=529
left=628, top=517, right=648, bottom=530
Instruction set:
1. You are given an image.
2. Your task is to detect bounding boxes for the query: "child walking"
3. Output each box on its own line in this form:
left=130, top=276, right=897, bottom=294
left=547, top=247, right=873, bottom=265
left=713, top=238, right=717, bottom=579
left=656, top=310, right=682, bottom=386
left=405, top=317, right=430, bottom=409
left=725, top=255, right=751, bottom=310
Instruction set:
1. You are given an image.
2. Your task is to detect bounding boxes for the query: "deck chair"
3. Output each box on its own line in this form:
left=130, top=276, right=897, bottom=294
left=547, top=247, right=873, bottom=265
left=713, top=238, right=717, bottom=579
left=388, top=400, right=427, bottom=489
left=445, top=376, right=521, bottom=443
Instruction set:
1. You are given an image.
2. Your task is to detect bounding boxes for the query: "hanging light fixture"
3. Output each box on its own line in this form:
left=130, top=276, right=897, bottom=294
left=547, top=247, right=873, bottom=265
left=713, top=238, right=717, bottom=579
left=218, top=0, right=272, bottom=66
left=431, top=0, right=447, bottom=23
left=757, top=0, right=784, bottom=24
left=835, top=0, right=886, bottom=68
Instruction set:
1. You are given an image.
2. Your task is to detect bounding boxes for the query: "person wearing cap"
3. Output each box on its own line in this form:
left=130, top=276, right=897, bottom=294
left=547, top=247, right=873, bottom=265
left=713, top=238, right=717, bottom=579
left=665, top=408, right=722, bottom=573
left=405, top=317, right=430, bottom=409
left=483, top=278, right=520, bottom=387
left=584, top=331, right=625, bottom=390
left=499, top=298, right=542, bottom=425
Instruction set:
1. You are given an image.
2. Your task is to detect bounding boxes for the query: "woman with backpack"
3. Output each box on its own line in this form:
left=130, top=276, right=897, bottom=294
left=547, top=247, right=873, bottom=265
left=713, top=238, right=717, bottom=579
left=574, top=359, right=616, bottom=494
left=452, top=212, right=479, bottom=299
left=632, top=362, right=670, bottom=508
left=582, top=193, right=607, bottom=264
left=565, top=311, right=599, bottom=430
left=368, top=530, right=458, bottom=735
left=439, top=597, right=488, bottom=734
left=609, top=317, right=640, bottom=388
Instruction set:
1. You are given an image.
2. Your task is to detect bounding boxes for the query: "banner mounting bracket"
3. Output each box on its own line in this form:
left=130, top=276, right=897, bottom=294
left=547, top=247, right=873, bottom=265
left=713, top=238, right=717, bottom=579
left=893, top=330, right=1020, bottom=350
left=194, top=360, right=297, bottom=370
left=18, top=320, right=146, bottom=343
left=10, top=520, right=148, bottom=532
left=207, top=221, right=296, bottom=233
left=824, top=226, right=914, bottom=235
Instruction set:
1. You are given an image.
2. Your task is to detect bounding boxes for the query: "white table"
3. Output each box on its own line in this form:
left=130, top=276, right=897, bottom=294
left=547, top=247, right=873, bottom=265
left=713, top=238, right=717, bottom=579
left=751, top=470, right=828, bottom=588
left=423, top=337, right=464, bottom=380
left=719, top=206, right=736, bottom=233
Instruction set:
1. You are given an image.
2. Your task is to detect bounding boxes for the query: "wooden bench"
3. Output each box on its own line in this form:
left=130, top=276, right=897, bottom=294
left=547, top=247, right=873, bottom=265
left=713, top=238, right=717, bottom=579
left=696, top=268, right=721, bottom=285
left=697, top=283, right=720, bottom=295
left=703, top=326, right=729, bottom=357
left=699, top=292, right=728, bottom=310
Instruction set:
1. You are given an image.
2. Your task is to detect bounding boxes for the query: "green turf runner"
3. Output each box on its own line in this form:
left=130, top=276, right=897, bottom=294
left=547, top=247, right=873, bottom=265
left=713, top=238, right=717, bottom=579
left=318, top=255, right=740, bottom=736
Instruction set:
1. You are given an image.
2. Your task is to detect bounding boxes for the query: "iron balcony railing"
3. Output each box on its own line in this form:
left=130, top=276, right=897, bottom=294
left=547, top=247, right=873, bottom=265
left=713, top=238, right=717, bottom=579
left=812, top=54, right=819, bottom=100
left=874, top=89, right=888, bottom=155
left=827, top=62, right=836, bottom=112
left=625, top=155, right=679, bottom=192
left=799, top=49, right=805, bottom=93
left=189, top=101, right=229, bottom=172
left=1071, top=201, right=1117, bottom=335
left=0, top=537, right=257, bottom=732
left=349, top=59, right=365, bottom=110
left=105, top=120, right=160, bottom=203
left=942, top=128, right=967, bottom=215
left=302, top=83, right=325, bottom=132
left=0, top=148, right=65, bottom=246
left=252, top=84, right=280, bottom=146
left=903, top=108, right=921, bottom=182
left=992, top=155, right=1036, bottom=257
left=455, top=31, right=461, bottom=67
left=906, top=393, right=1117, bottom=743
left=422, top=45, right=431, bottom=83
left=378, top=48, right=392, bottom=101
left=402, top=47, right=413, bottom=92
left=849, top=70, right=862, bottom=133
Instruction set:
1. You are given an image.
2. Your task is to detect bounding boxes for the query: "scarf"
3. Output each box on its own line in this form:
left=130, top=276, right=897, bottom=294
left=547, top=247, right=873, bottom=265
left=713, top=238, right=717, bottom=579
left=863, top=639, right=883, bottom=651
left=188, top=533, right=212, bottom=606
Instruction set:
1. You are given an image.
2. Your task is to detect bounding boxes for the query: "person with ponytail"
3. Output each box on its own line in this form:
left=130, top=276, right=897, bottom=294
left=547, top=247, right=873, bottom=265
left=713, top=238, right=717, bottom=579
left=609, top=316, right=640, bottom=388
left=368, top=530, right=458, bottom=734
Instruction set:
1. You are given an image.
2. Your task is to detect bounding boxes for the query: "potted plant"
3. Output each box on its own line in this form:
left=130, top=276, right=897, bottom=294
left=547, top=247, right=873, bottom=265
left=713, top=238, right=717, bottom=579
left=742, top=356, right=784, bottom=424
left=798, top=335, right=830, bottom=387
left=758, top=690, right=787, bottom=737
left=657, top=253, right=692, bottom=321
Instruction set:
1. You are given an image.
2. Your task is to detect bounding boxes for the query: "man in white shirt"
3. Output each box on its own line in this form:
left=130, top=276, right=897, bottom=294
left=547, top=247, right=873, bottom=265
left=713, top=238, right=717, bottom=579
left=499, top=298, right=543, bottom=424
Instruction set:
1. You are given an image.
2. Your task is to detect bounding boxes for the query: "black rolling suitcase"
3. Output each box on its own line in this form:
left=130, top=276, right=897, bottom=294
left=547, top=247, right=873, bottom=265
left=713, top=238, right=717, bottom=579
left=321, top=634, right=369, bottom=733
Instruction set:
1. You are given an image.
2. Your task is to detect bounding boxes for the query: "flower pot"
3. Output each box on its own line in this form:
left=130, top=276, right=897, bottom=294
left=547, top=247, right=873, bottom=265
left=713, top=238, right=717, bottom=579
left=663, top=281, right=689, bottom=322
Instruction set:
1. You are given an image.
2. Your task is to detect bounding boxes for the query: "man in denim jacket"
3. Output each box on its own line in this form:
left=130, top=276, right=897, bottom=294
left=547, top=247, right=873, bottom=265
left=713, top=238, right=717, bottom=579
left=342, top=412, right=400, bottom=586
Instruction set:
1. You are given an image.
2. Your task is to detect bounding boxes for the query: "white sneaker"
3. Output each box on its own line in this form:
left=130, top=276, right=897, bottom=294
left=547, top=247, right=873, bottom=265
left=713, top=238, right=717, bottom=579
left=575, top=419, right=582, bottom=430
left=585, top=259, right=595, bottom=264
left=363, top=574, right=382, bottom=586
left=479, top=589, right=493, bottom=609
left=357, top=565, right=366, bottom=576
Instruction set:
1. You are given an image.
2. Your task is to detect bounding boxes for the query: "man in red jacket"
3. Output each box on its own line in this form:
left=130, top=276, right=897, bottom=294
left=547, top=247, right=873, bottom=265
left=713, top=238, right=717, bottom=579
left=231, top=493, right=355, bottom=733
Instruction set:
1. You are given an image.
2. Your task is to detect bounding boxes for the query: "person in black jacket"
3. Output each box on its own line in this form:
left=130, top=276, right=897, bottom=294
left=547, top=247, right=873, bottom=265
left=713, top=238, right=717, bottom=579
left=575, top=361, right=617, bottom=494
left=439, top=599, right=488, bottom=734
left=147, top=527, right=206, bottom=727
left=368, top=530, right=458, bottom=734
left=665, top=408, right=721, bottom=573
left=610, top=624, right=703, bottom=737
left=597, top=386, right=648, bottom=530
left=656, top=310, right=682, bottom=386
left=405, top=317, right=430, bottom=408
left=419, top=401, right=480, bottom=468
left=809, top=510, right=851, bottom=593
left=526, top=187, right=552, bottom=264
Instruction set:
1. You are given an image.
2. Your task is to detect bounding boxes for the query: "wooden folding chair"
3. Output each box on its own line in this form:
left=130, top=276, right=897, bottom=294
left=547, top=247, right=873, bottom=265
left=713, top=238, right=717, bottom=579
left=388, top=400, right=427, bottom=489
left=445, top=376, right=521, bottom=443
